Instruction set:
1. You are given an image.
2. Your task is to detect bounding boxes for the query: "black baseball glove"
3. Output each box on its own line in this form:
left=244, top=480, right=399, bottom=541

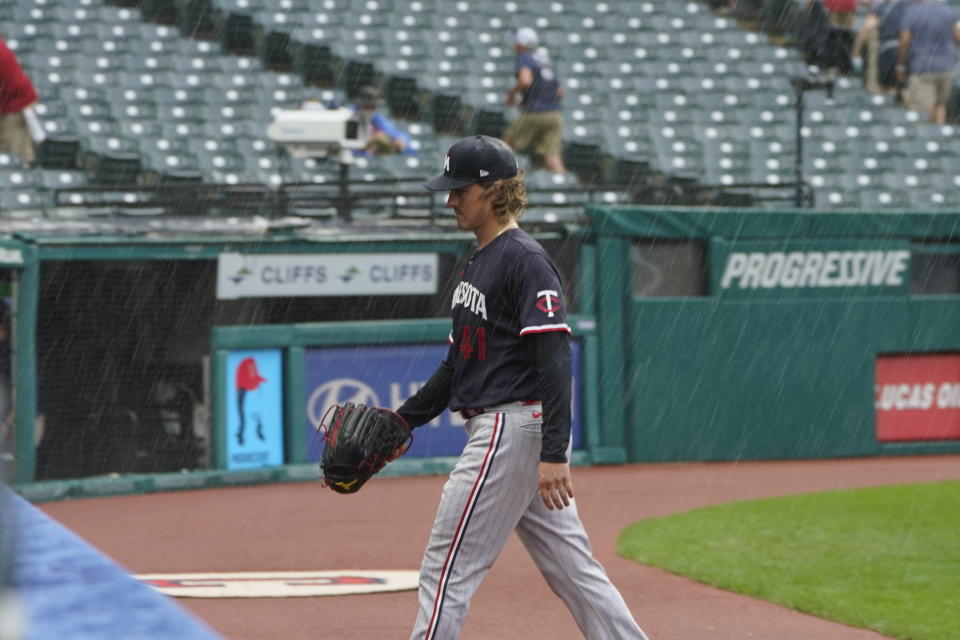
left=318, top=402, right=412, bottom=494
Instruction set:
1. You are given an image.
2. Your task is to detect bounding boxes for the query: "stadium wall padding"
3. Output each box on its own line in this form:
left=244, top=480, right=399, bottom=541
left=588, top=205, right=960, bottom=462
left=11, top=208, right=960, bottom=500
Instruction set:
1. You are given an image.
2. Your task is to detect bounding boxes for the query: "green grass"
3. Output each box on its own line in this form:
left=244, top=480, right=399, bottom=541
left=617, top=481, right=960, bottom=640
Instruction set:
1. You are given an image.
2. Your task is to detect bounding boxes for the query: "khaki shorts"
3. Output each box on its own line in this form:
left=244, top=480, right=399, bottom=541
left=0, top=112, right=35, bottom=167
left=906, top=72, right=955, bottom=111
left=503, top=110, right=563, bottom=159
left=828, top=11, right=854, bottom=29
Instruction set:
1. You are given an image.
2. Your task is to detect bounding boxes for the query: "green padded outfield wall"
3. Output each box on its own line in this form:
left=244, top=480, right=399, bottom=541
left=587, top=206, right=960, bottom=463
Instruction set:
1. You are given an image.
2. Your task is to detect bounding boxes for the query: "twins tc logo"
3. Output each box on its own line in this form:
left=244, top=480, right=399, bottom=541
left=535, top=289, right=560, bottom=317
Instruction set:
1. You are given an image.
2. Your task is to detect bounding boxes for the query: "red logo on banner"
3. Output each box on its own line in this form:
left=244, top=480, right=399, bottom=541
left=875, top=353, right=960, bottom=442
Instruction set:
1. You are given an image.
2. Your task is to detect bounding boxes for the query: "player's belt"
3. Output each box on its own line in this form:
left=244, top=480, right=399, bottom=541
left=460, top=400, right=540, bottom=420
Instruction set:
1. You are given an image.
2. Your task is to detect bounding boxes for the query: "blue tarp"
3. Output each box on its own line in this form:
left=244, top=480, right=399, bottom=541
left=2, top=487, right=220, bottom=640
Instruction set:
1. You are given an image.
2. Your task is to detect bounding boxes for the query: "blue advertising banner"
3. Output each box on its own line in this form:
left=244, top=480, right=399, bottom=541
left=225, top=349, right=284, bottom=469
left=304, top=342, right=583, bottom=462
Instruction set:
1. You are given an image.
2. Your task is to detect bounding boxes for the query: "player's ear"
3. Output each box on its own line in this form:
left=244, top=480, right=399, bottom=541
left=477, top=179, right=500, bottom=203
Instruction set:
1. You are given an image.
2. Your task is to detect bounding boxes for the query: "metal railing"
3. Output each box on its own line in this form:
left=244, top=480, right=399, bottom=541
left=49, top=177, right=625, bottom=223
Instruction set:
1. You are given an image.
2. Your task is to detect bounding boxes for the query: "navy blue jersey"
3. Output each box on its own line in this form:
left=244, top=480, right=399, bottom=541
left=446, top=228, right=570, bottom=411
left=516, top=50, right=561, bottom=113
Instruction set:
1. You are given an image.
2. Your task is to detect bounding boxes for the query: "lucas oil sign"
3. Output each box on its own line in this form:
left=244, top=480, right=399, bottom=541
left=875, top=353, right=960, bottom=442
left=216, top=252, right=438, bottom=299
left=711, top=240, right=911, bottom=297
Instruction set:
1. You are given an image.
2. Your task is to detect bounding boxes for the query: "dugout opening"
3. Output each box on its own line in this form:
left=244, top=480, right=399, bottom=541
left=33, top=256, right=463, bottom=481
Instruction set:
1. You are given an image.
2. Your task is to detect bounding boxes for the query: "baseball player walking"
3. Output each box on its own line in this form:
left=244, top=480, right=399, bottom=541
left=397, top=136, right=649, bottom=639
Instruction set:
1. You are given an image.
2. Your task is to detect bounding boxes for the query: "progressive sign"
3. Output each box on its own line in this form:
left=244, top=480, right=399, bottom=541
left=711, top=240, right=911, bottom=297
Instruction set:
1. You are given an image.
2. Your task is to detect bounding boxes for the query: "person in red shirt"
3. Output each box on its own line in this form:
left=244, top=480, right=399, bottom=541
left=816, top=0, right=860, bottom=28
left=0, top=37, right=40, bottom=168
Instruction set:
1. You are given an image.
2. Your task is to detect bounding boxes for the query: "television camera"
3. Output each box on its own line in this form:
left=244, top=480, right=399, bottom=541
left=266, top=107, right=366, bottom=162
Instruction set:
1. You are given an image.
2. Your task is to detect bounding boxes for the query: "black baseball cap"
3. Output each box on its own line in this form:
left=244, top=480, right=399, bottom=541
left=423, top=135, right=519, bottom=191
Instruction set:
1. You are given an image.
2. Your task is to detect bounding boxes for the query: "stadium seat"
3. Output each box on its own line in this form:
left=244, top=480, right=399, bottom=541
left=0, top=154, right=20, bottom=170
left=860, top=188, right=912, bottom=210
left=85, top=134, right=140, bottom=159
left=292, top=38, right=342, bottom=87
left=340, top=59, right=380, bottom=98
left=86, top=151, right=143, bottom=186
left=563, top=139, right=607, bottom=185
left=471, top=108, right=508, bottom=138
left=37, top=136, right=83, bottom=170
left=604, top=155, right=651, bottom=191
left=7, top=0, right=956, bottom=217
left=339, top=29, right=388, bottom=60
left=40, top=169, right=88, bottom=193
left=383, top=75, right=423, bottom=120
left=0, top=169, right=40, bottom=191
left=259, top=24, right=294, bottom=70
left=0, top=188, right=49, bottom=217
left=178, top=0, right=217, bottom=39
left=426, top=93, right=467, bottom=136
left=139, top=0, right=178, bottom=24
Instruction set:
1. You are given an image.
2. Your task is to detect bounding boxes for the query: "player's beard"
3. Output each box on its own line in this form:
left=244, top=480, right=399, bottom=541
left=453, top=208, right=473, bottom=232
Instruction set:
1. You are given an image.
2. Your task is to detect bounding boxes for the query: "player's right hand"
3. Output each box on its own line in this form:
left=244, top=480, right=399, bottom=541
left=538, top=462, right=574, bottom=511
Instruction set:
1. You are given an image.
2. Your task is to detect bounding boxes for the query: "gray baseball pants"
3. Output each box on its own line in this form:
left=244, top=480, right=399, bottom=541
left=410, top=401, right=650, bottom=639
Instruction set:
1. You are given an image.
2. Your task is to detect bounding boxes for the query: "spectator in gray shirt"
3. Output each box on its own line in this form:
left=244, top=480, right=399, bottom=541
left=896, top=0, right=960, bottom=123
left=854, top=1, right=910, bottom=93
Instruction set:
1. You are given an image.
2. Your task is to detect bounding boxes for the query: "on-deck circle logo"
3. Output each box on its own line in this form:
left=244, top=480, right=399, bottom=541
left=137, top=570, right=420, bottom=598
left=307, top=378, right=379, bottom=428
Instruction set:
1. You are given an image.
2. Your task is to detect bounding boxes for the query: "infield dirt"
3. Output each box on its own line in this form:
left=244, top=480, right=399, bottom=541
left=40, top=455, right=960, bottom=639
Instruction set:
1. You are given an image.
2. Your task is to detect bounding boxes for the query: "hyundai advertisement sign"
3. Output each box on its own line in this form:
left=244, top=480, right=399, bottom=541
left=304, top=342, right=583, bottom=462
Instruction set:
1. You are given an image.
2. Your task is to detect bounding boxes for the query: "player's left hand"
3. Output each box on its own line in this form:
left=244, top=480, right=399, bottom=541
left=538, top=462, right=574, bottom=511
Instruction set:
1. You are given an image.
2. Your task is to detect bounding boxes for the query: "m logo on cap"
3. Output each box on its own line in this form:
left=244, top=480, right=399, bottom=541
left=423, top=135, right=520, bottom=192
